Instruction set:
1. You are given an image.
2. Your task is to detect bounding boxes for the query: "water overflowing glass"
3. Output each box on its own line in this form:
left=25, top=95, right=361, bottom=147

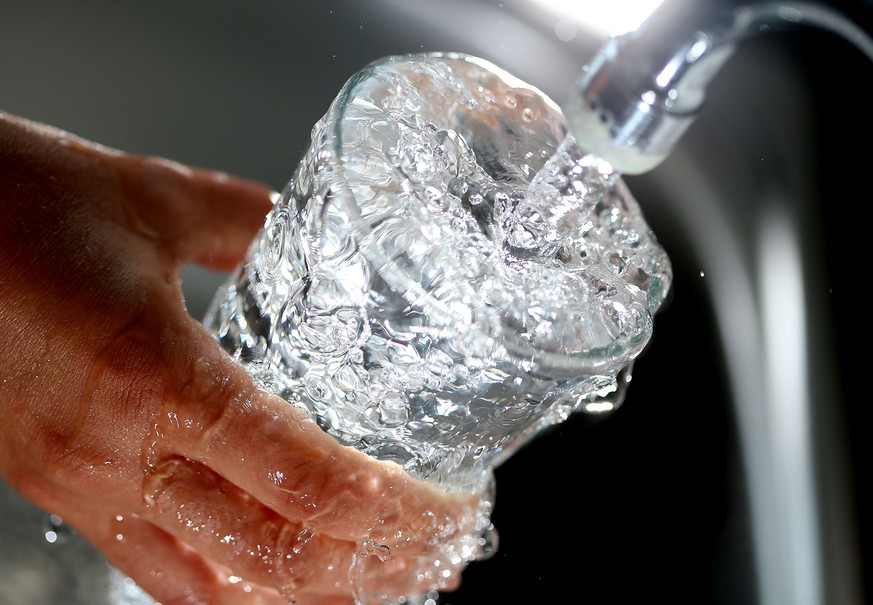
left=202, top=52, right=671, bottom=604
left=108, top=52, right=671, bottom=605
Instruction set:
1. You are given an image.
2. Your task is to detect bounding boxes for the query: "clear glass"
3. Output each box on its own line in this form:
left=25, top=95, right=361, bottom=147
left=203, top=52, right=672, bottom=603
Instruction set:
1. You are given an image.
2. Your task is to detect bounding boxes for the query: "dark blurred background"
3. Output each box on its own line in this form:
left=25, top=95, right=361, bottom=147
left=1, top=1, right=870, bottom=603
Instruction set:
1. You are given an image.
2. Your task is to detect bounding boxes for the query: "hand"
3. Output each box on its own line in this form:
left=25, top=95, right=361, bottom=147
left=0, top=112, right=476, bottom=605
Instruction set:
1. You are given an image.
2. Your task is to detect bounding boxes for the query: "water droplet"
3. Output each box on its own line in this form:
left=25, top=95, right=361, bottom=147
left=279, top=585, right=299, bottom=605
left=554, top=18, right=578, bottom=41
left=42, top=514, right=73, bottom=544
left=360, top=540, right=392, bottom=562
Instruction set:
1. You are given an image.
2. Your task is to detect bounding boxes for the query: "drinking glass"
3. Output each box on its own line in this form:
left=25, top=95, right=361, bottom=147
left=203, top=52, right=672, bottom=604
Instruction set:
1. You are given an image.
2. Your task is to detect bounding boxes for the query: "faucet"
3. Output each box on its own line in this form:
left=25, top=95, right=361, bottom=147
left=564, top=0, right=873, bottom=175
left=562, top=2, right=872, bottom=604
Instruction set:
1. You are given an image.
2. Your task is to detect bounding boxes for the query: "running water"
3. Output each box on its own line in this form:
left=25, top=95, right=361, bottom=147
left=197, top=52, right=671, bottom=605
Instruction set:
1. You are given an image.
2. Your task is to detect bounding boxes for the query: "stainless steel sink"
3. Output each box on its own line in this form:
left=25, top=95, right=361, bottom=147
left=1, top=1, right=869, bottom=603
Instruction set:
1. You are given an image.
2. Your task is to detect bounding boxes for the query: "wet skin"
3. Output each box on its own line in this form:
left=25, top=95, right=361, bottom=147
left=0, top=112, right=475, bottom=605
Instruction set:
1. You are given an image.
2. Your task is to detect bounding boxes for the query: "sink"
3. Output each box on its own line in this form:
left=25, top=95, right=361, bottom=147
left=1, top=1, right=868, bottom=603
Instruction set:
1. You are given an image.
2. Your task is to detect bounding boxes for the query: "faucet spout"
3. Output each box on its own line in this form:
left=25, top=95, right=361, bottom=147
left=564, top=0, right=873, bottom=174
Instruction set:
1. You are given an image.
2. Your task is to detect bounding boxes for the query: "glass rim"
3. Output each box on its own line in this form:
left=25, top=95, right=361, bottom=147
left=302, top=51, right=652, bottom=378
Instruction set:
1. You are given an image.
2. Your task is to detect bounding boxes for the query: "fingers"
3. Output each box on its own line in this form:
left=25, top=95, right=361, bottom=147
left=138, top=456, right=435, bottom=600
left=140, top=456, right=357, bottom=596
left=153, top=354, right=477, bottom=550
left=142, top=330, right=477, bottom=600
left=84, top=508, right=361, bottom=605
left=110, top=154, right=276, bottom=271
left=91, top=515, right=288, bottom=605
left=1, top=111, right=275, bottom=273
left=145, top=342, right=478, bottom=554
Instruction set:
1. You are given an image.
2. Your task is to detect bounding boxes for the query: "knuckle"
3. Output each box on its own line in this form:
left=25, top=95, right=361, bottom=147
left=258, top=455, right=346, bottom=541
left=116, top=155, right=191, bottom=239
left=280, top=451, right=408, bottom=540
left=235, top=519, right=315, bottom=593
left=167, top=353, right=256, bottom=456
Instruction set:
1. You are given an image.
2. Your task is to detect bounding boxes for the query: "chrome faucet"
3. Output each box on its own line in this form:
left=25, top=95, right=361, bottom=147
left=565, top=0, right=873, bottom=174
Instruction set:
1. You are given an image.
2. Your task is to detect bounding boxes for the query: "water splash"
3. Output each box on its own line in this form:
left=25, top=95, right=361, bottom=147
left=199, top=52, right=671, bottom=604
left=206, top=53, right=670, bottom=492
